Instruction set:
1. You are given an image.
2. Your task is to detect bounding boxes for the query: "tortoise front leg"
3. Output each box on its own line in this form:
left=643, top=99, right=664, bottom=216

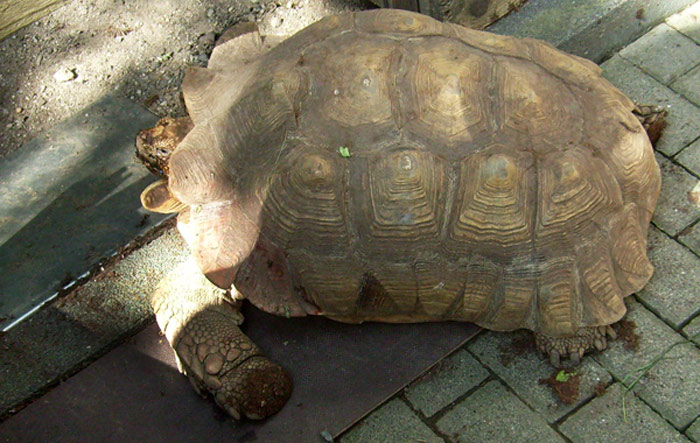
left=152, top=258, right=292, bottom=420
left=633, top=104, right=667, bottom=146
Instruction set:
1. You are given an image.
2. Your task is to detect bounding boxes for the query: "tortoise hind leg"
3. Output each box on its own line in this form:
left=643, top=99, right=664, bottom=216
left=633, top=104, right=667, bottom=147
left=534, top=326, right=617, bottom=367
left=152, top=257, right=292, bottom=419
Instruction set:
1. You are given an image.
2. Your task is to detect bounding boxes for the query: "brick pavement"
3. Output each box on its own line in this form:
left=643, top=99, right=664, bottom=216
left=340, top=4, right=700, bottom=441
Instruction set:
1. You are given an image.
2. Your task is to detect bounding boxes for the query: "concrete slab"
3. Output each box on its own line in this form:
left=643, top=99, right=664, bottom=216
left=404, top=348, right=489, bottom=418
left=688, top=418, right=700, bottom=442
left=629, top=340, right=700, bottom=429
left=488, top=0, right=697, bottom=62
left=637, top=227, right=700, bottom=330
left=559, top=383, right=688, bottom=443
left=619, top=23, right=700, bottom=84
left=435, top=380, right=564, bottom=442
left=0, top=312, right=479, bottom=441
left=667, top=2, right=700, bottom=44
left=594, top=299, right=686, bottom=380
left=653, top=154, right=700, bottom=236
left=0, top=226, right=184, bottom=418
left=468, top=330, right=612, bottom=424
left=601, top=55, right=700, bottom=156
left=677, top=138, right=700, bottom=177
left=594, top=299, right=700, bottom=429
left=683, top=315, right=700, bottom=345
left=672, top=64, right=700, bottom=107
left=0, top=93, right=165, bottom=331
left=339, top=399, right=442, bottom=443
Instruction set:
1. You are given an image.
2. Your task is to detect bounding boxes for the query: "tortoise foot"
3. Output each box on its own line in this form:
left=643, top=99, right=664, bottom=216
left=152, top=258, right=292, bottom=420
left=535, top=326, right=617, bottom=367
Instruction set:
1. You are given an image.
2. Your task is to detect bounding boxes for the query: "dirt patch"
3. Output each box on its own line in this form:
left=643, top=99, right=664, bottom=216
left=615, top=319, right=640, bottom=352
left=0, top=0, right=372, bottom=159
left=499, top=330, right=536, bottom=366
left=539, top=369, right=581, bottom=405
left=594, top=380, right=608, bottom=397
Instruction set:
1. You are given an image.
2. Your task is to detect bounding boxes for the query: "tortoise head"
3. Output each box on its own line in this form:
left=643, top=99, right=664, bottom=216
left=136, top=116, right=194, bottom=214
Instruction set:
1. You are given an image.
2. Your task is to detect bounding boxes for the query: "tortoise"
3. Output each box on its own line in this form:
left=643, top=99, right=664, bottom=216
left=135, top=9, right=662, bottom=420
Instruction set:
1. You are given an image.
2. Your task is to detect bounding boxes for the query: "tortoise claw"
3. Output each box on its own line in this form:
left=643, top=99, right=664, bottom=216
left=549, top=350, right=562, bottom=368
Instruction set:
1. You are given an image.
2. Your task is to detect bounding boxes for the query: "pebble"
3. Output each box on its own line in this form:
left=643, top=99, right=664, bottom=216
left=206, top=8, right=215, bottom=18
left=54, top=67, right=77, bottom=82
left=15, top=107, right=23, bottom=113
left=270, top=16, right=283, bottom=28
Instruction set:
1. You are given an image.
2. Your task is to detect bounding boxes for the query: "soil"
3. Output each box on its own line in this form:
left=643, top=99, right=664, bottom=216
left=0, top=0, right=373, bottom=159
left=615, top=319, right=640, bottom=352
left=538, top=369, right=582, bottom=405
left=499, top=330, right=537, bottom=366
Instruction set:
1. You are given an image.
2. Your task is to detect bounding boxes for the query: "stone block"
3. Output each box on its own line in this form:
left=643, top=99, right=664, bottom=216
left=468, top=330, right=612, bottom=423
left=404, top=348, right=489, bottom=418
left=676, top=137, right=700, bottom=177
left=652, top=153, right=700, bottom=236
left=638, top=226, right=700, bottom=329
left=601, top=55, right=700, bottom=156
left=683, top=315, right=700, bottom=346
left=620, top=23, right=700, bottom=84
left=667, top=1, right=700, bottom=44
left=595, top=299, right=700, bottom=429
left=559, top=383, right=687, bottom=443
left=436, top=380, right=564, bottom=442
left=687, top=417, right=700, bottom=442
left=340, top=398, right=442, bottom=443
left=672, top=64, right=700, bottom=106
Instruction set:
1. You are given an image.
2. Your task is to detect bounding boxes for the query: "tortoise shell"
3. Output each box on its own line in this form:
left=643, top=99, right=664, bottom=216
left=166, top=10, right=660, bottom=337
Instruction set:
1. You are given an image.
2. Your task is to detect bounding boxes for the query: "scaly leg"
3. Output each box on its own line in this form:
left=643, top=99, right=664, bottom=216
left=152, top=257, right=292, bottom=419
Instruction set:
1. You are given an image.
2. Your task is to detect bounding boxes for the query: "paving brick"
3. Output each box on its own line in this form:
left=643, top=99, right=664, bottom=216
left=683, top=315, right=700, bottom=345
left=601, top=55, right=700, bottom=156
left=595, top=299, right=685, bottom=379
left=677, top=220, right=700, bottom=258
left=667, top=1, right=700, bottom=45
left=340, top=398, right=443, bottom=443
left=630, top=340, right=700, bottom=429
left=688, top=417, right=700, bottom=442
left=435, top=380, right=563, bottom=442
left=672, top=64, right=700, bottom=107
left=595, top=299, right=700, bottom=429
left=559, top=383, right=688, bottom=443
left=653, top=153, right=700, bottom=236
left=620, top=23, right=700, bottom=84
left=404, top=348, right=489, bottom=418
left=676, top=137, right=700, bottom=177
left=637, top=226, right=700, bottom=329
left=468, top=330, right=612, bottom=423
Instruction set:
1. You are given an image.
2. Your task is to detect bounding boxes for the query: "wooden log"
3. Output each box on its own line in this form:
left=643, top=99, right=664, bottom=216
left=0, top=0, right=66, bottom=41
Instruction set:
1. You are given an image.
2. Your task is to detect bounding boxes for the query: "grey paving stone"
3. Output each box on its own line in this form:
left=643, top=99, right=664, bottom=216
left=468, top=330, right=612, bottom=423
left=620, top=23, right=700, bottom=84
left=688, top=417, right=700, bottom=442
left=340, top=398, right=443, bottom=443
left=667, top=2, right=700, bottom=44
left=601, top=55, right=700, bottom=156
left=435, top=380, right=563, bottom=442
left=489, top=0, right=697, bottom=63
left=653, top=153, right=700, bottom=236
left=630, top=340, right=700, bottom=429
left=595, top=299, right=685, bottom=380
left=637, top=226, right=700, bottom=329
left=0, top=93, right=164, bottom=331
left=404, top=348, right=489, bottom=418
left=683, top=315, right=700, bottom=345
left=594, top=299, right=700, bottom=429
left=676, top=137, right=700, bottom=177
left=559, top=383, right=688, bottom=443
left=677, top=220, right=700, bottom=257
left=673, top=64, right=700, bottom=106
left=0, top=226, right=185, bottom=418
